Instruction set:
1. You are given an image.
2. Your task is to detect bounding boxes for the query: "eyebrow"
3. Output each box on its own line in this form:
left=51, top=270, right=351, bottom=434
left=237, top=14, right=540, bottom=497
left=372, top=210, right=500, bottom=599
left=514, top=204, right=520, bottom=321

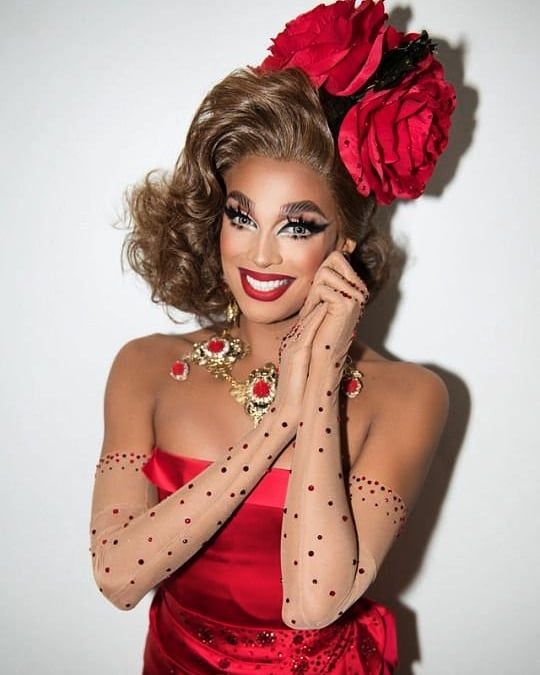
left=226, top=190, right=328, bottom=220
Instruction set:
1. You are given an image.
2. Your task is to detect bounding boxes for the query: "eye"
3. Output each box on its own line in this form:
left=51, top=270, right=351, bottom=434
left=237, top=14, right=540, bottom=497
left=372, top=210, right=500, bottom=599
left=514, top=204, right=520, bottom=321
left=224, top=204, right=254, bottom=229
left=279, top=218, right=329, bottom=239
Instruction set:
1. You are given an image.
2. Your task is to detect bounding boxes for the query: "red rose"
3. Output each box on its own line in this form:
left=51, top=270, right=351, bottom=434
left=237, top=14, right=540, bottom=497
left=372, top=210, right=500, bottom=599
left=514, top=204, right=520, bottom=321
left=338, top=35, right=457, bottom=205
left=259, top=0, right=388, bottom=96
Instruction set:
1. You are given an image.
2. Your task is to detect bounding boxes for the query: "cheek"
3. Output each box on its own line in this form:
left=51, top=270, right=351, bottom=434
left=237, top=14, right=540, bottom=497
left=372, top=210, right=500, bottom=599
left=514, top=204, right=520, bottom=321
left=282, top=237, right=332, bottom=277
left=219, top=221, right=241, bottom=263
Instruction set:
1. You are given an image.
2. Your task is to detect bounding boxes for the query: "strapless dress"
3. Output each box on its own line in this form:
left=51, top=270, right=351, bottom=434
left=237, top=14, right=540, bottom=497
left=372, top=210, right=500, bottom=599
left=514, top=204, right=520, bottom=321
left=141, top=447, right=398, bottom=674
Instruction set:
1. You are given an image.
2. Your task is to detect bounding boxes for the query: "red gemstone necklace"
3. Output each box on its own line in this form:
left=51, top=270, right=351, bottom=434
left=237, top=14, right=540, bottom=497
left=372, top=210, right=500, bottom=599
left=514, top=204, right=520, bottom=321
left=170, top=329, right=363, bottom=427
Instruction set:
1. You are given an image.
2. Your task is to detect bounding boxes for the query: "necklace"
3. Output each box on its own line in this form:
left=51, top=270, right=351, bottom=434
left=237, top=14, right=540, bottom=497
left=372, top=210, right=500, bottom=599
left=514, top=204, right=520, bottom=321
left=169, top=329, right=364, bottom=426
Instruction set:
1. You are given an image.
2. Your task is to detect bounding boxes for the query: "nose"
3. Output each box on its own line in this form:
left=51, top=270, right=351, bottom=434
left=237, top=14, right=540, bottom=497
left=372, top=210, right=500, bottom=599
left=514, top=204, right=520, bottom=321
left=249, top=231, right=283, bottom=269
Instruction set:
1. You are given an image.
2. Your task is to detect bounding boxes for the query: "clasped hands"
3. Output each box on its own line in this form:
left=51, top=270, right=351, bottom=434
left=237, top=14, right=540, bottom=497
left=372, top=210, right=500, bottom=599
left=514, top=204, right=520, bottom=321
left=274, top=251, right=369, bottom=414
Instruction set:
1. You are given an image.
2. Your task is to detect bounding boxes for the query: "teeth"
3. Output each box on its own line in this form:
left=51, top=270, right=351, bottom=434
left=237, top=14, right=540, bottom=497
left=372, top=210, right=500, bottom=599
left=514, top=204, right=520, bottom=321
left=245, top=275, right=291, bottom=292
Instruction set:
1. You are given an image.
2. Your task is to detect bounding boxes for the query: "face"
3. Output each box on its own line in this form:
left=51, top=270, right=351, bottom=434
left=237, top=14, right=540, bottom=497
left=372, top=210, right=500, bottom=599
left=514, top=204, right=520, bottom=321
left=219, top=154, right=353, bottom=324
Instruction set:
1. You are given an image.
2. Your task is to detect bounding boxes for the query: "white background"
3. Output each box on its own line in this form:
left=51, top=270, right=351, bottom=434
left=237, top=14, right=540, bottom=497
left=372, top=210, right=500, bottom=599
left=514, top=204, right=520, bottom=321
left=2, top=1, right=538, bottom=673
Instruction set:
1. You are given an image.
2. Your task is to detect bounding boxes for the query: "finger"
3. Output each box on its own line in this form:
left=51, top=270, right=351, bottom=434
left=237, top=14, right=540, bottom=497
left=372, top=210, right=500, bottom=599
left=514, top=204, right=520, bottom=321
left=327, top=252, right=369, bottom=296
left=294, top=301, right=327, bottom=342
left=316, top=284, right=365, bottom=321
left=317, top=266, right=365, bottom=302
left=280, top=302, right=327, bottom=357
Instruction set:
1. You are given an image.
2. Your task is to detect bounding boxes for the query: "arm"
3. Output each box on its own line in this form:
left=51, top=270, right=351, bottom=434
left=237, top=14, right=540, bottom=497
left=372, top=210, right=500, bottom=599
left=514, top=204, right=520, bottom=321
left=89, top=338, right=297, bottom=611
left=281, top=358, right=449, bottom=629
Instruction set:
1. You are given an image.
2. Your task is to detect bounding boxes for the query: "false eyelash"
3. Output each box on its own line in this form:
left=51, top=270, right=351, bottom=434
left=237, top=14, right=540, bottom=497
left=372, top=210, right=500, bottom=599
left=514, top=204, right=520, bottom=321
left=223, top=204, right=329, bottom=238
left=224, top=204, right=252, bottom=226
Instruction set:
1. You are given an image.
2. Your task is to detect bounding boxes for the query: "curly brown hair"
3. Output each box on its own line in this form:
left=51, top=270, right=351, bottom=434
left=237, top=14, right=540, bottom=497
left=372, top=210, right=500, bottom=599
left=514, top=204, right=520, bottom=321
left=119, top=66, right=398, bottom=325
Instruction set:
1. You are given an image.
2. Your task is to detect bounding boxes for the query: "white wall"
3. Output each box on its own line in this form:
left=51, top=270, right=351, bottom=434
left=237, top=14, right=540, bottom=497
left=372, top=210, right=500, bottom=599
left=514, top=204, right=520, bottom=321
left=2, top=1, right=538, bottom=673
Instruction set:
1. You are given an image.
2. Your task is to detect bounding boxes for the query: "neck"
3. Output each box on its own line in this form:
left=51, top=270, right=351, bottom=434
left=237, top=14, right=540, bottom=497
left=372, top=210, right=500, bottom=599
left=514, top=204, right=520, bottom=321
left=232, top=311, right=300, bottom=366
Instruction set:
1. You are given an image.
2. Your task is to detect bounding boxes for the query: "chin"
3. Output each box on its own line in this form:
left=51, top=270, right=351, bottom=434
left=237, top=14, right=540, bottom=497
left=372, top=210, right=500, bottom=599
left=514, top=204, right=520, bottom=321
left=238, top=301, right=301, bottom=325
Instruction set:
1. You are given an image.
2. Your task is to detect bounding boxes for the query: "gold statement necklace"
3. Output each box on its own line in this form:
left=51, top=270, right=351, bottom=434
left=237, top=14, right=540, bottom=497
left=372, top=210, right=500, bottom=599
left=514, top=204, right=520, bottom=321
left=169, top=329, right=364, bottom=427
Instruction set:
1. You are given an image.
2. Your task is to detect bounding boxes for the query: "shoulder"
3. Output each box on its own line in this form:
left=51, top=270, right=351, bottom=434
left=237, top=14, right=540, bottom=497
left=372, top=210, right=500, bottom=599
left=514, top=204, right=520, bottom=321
left=108, top=326, right=220, bottom=383
left=350, top=342, right=449, bottom=457
left=351, top=341, right=448, bottom=411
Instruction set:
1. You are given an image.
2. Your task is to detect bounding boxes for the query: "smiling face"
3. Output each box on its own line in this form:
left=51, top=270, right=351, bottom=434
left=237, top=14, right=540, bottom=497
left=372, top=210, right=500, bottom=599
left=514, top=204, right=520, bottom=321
left=219, top=155, right=354, bottom=324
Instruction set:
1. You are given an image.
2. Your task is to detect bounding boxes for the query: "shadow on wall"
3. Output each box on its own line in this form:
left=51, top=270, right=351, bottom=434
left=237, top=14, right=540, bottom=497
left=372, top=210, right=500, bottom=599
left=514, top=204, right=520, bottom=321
left=358, top=7, right=478, bottom=674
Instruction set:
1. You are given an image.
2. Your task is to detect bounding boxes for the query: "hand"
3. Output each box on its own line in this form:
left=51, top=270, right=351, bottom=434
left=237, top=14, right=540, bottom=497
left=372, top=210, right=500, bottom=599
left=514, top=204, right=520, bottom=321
left=273, top=302, right=328, bottom=417
left=298, top=251, right=369, bottom=360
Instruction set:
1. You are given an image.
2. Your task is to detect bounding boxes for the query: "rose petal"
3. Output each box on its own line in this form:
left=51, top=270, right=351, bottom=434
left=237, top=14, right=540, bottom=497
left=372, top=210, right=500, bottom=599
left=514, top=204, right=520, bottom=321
left=334, top=28, right=387, bottom=96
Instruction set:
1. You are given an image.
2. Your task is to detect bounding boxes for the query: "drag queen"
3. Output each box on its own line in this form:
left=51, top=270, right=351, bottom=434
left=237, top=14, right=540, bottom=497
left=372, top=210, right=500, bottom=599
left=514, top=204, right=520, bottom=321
left=89, top=1, right=456, bottom=672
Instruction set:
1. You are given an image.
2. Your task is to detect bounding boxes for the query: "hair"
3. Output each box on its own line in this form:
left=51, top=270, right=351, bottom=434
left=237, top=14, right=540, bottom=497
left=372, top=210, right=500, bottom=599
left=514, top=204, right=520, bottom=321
left=120, top=66, right=398, bottom=325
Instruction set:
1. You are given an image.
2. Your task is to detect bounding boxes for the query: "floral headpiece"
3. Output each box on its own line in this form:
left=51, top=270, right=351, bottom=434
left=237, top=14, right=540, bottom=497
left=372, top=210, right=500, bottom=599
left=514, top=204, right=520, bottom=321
left=257, top=0, right=457, bottom=205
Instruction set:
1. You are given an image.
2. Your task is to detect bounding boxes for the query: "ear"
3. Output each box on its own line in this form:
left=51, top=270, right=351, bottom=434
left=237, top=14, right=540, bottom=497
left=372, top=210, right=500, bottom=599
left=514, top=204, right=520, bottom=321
left=336, top=235, right=357, bottom=256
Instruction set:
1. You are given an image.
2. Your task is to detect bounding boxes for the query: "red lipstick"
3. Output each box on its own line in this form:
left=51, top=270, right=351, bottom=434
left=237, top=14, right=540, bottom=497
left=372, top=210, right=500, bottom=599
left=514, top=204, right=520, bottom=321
left=238, top=267, right=295, bottom=302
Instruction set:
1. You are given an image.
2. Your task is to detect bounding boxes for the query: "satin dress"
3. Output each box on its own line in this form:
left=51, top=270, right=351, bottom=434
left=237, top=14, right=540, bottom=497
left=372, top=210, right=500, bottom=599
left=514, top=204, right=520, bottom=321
left=140, top=447, right=398, bottom=674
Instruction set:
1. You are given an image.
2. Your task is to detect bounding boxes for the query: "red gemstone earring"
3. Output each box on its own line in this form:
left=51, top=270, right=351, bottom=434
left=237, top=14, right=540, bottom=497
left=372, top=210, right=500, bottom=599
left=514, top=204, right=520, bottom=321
left=340, top=356, right=364, bottom=398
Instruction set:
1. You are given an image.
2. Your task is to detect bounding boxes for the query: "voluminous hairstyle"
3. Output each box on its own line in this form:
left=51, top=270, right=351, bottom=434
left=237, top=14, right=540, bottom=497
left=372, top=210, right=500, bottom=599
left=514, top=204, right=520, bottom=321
left=121, top=67, right=398, bottom=325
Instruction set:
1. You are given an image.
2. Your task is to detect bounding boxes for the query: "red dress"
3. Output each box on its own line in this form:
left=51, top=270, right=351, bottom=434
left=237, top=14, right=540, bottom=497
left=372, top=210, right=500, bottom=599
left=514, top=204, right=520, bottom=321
left=140, top=448, right=398, bottom=674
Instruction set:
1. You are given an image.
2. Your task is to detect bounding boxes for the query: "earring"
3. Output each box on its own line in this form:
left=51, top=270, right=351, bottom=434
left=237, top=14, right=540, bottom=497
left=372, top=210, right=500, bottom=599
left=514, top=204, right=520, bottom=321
left=225, top=297, right=240, bottom=326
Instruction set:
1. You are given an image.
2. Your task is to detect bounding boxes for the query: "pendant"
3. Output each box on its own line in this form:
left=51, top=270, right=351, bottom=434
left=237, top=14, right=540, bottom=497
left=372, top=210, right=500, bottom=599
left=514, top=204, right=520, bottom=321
left=230, top=363, right=277, bottom=427
left=191, top=332, right=249, bottom=380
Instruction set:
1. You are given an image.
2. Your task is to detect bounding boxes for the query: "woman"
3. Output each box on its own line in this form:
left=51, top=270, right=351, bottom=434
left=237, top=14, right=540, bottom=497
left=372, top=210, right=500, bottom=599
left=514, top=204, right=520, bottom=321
left=89, top=2, right=455, bottom=672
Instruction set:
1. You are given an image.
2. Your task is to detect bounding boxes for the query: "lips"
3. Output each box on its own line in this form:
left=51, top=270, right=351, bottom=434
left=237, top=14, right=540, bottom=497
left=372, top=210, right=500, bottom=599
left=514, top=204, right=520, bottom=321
left=238, top=267, right=295, bottom=302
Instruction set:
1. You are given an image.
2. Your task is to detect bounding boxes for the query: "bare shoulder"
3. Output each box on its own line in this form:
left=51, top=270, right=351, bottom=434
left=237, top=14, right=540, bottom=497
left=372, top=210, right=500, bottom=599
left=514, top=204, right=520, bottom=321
left=350, top=340, right=449, bottom=419
left=109, top=326, right=219, bottom=383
